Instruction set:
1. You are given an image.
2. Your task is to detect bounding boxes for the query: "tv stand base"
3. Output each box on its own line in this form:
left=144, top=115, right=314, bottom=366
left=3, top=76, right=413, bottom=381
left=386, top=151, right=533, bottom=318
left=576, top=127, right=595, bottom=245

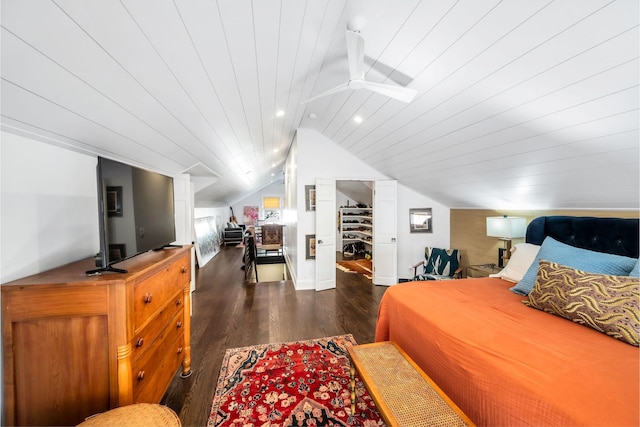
left=85, top=265, right=128, bottom=275
left=154, top=244, right=183, bottom=251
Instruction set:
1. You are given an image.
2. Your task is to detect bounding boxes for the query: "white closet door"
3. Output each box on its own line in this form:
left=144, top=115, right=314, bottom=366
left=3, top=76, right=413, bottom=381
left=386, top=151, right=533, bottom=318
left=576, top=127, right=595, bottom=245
left=373, top=180, right=397, bottom=286
left=315, top=178, right=336, bottom=291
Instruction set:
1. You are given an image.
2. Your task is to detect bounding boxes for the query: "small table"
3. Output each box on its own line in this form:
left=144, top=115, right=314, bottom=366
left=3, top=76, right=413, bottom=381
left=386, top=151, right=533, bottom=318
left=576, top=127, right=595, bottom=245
left=466, top=264, right=501, bottom=278
left=348, top=341, right=474, bottom=427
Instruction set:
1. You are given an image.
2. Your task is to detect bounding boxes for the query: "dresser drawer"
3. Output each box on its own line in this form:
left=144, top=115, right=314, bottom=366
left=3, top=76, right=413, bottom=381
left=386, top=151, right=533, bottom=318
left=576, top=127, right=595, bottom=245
left=133, top=254, right=190, bottom=330
left=132, top=309, right=186, bottom=403
left=134, top=333, right=184, bottom=404
left=131, top=290, right=184, bottom=362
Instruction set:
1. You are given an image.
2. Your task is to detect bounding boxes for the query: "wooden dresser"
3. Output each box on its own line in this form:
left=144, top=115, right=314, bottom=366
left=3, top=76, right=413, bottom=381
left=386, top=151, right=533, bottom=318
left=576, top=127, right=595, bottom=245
left=1, top=246, right=192, bottom=426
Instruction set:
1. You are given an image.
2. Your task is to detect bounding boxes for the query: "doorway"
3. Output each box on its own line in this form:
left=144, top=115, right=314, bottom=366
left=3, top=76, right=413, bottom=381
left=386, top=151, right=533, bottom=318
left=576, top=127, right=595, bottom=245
left=315, top=179, right=398, bottom=291
left=336, top=180, right=373, bottom=284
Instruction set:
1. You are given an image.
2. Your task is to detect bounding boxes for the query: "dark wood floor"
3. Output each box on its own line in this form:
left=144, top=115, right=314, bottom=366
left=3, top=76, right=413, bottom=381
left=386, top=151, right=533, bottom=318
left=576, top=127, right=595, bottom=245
left=161, top=246, right=388, bottom=426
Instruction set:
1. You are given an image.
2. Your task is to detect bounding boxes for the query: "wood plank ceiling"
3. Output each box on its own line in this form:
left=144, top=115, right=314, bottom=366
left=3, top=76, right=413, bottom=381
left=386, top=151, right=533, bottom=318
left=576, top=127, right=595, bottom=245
left=1, top=0, right=638, bottom=209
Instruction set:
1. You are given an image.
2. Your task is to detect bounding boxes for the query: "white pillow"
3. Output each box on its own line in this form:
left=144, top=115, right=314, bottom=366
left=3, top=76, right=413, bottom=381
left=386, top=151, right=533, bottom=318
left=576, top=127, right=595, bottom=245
left=491, top=243, right=540, bottom=283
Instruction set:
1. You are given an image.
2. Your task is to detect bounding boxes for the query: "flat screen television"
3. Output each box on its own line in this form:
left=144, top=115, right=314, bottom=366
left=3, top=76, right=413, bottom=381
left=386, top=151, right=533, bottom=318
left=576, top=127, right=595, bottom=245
left=88, top=157, right=176, bottom=274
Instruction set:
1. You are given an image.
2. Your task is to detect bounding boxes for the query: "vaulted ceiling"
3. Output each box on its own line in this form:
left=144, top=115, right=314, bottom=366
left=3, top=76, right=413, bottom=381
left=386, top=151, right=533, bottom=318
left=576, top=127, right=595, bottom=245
left=2, top=0, right=638, bottom=209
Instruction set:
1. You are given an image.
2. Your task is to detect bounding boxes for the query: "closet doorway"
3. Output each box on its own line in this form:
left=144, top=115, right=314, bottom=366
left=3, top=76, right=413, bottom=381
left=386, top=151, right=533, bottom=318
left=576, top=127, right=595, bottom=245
left=336, top=180, right=373, bottom=283
left=315, top=179, right=397, bottom=290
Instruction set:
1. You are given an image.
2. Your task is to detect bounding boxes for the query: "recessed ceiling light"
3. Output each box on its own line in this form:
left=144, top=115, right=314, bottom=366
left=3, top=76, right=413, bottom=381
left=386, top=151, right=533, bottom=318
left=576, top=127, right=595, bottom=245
left=271, top=163, right=276, bottom=167
left=276, top=110, right=285, bottom=117
left=273, top=148, right=279, bottom=153
left=308, top=113, right=317, bottom=119
left=354, top=115, right=363, bottom=124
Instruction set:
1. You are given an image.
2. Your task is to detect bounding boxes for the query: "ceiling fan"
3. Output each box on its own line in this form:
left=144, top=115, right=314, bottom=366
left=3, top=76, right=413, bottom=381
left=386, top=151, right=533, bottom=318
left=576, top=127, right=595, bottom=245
left=303, top=28, right=417, bottom=104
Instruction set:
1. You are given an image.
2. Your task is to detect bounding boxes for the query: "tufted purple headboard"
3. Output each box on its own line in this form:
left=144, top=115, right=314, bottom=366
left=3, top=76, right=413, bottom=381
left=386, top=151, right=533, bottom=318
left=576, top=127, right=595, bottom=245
left=525, top=216, right=639, bottom=258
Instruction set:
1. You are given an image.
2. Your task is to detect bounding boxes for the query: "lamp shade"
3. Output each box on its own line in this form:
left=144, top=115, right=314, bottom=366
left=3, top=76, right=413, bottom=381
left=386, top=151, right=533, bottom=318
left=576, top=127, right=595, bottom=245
left=486, top=216, right=526, bottom=239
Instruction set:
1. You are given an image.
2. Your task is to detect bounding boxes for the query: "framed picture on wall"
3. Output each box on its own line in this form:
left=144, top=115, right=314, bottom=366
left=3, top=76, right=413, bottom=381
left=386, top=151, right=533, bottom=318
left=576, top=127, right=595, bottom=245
left=409, top=208, right=432, bottom=233
left=243, top=206, right=259, bottom=225
left=306, top=234, right=316, bottom=259
left=305, top=185, right=316, bottom=211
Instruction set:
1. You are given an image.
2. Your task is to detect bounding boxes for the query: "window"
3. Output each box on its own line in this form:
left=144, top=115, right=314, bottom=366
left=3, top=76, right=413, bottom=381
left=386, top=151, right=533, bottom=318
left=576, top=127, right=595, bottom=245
left=263, top=196, right=281, bottom=223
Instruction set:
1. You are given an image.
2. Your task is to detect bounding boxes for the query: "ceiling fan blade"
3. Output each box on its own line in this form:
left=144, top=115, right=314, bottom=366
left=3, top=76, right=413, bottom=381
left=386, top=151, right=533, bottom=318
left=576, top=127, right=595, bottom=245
left=345, top=30, right=365, bottom=81
left=363, top=55, right=414, bottom=87
left=302, top=82, right=350, bottom=104
left=361, top=80, right=417, bottom=103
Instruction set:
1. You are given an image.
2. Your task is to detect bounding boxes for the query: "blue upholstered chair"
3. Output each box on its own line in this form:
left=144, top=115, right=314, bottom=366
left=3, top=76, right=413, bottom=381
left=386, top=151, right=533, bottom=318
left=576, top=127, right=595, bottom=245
left=412, top=247, right=463, bottom=281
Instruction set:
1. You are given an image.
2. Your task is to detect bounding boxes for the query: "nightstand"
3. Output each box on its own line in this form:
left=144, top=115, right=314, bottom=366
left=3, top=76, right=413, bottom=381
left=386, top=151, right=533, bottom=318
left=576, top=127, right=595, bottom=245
left=466, top=264, right=502, bottom=278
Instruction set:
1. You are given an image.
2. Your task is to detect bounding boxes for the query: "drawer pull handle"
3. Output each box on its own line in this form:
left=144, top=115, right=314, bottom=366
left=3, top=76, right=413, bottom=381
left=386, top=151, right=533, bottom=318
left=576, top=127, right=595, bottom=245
left=136, top=338, right=144, bottom=348
left=181, top=267, right=187, bottom=274
left=176, top=299, right=182, bottom=306
left=176, top=321, right=183, bottom=328
left=177, top=347, right=183, bottom=354
left=137, top=370, right=145, bottom=381
left=144, top=293, right=153, bottom=304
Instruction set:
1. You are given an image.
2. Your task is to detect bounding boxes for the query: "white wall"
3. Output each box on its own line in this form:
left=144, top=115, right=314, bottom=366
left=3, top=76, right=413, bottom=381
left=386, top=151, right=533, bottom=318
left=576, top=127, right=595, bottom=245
left=396, top=185, right=450, bottom=279
left=287, top=128, right=450, bottom=288
left=194, top=206, right=228, bottom=237
left=1, top=131, right=99, bottom=283
left=229, top=180, right=285, bottom=225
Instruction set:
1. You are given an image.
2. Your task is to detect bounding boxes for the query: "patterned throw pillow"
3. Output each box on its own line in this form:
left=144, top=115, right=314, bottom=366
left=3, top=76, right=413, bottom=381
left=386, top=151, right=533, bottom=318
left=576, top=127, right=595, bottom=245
left=524, top=260, right=640, bottom=346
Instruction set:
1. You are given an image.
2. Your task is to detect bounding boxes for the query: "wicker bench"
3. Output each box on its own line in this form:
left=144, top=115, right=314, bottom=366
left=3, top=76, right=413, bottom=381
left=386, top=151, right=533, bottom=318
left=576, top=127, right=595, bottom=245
left=348, top=341, right=475, bottom=427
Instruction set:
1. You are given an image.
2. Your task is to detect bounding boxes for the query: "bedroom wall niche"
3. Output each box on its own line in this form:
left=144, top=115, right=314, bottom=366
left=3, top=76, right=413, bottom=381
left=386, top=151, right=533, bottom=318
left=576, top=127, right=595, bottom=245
left=451, top=209, right=640, bottom=267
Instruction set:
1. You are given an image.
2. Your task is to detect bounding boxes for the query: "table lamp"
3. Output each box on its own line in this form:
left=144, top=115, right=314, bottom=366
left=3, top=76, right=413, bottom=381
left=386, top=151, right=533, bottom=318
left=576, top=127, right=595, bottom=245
left=486, top=216, right=526, bottom=267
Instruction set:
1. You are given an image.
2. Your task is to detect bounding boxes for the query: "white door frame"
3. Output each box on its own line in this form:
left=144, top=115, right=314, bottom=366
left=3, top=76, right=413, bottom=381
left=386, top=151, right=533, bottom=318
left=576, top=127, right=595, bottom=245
left=314, top=178, right=397, bottom=289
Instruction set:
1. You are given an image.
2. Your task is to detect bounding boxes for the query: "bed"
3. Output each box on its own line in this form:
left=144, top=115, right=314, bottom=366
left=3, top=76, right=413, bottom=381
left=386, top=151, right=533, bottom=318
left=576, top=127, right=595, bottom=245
left=375, top=216, right=639, bottom=426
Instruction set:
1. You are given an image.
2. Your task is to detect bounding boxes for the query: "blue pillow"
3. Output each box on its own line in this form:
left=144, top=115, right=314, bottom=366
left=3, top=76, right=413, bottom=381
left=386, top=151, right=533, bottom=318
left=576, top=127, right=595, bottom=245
left=510, top=237, right=637, bottom=295
left=630, top=259, right=640, bottom=277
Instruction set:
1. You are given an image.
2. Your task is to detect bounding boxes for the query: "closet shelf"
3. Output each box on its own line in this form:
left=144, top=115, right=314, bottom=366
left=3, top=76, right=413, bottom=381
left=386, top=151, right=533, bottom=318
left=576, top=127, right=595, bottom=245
left=339, top=207, right=373, bottom=254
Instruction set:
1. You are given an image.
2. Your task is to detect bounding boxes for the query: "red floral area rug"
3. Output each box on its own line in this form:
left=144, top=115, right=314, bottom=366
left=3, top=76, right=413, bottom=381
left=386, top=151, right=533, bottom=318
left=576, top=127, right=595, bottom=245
left=207, top=334, right=384, bottom=427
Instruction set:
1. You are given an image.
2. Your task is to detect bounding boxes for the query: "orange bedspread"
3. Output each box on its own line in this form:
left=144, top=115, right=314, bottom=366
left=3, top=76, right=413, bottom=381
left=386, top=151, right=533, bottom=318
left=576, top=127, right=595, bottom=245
left=375, top=278, right=639, bottom=426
